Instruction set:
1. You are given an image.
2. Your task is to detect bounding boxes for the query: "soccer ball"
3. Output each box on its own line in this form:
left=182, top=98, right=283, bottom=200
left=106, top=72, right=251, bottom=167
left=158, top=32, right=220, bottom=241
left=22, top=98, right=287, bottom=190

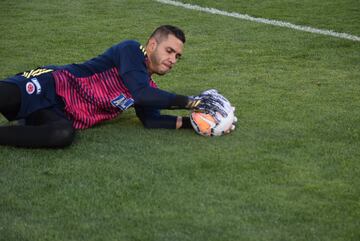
left=190, top=110, right=235, bottom=136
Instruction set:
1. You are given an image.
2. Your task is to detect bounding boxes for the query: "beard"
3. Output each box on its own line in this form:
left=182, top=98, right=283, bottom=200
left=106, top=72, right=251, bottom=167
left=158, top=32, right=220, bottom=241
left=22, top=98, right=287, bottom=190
left=149, top=48, right=168, bottom=75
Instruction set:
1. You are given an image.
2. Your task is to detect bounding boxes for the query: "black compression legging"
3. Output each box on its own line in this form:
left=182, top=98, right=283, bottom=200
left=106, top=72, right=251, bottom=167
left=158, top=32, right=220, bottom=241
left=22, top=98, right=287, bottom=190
left=0, top=81, right=75, bottom=148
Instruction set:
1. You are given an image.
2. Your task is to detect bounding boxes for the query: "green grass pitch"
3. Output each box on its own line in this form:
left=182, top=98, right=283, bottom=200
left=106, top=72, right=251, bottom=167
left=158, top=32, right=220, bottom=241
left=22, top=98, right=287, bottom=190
left=1, top=0, right=359, bottom=240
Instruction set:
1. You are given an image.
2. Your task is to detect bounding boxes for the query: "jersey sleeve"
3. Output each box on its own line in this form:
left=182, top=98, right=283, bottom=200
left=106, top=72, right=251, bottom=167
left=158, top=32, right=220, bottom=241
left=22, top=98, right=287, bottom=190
left=122, top=71, right=180, bottom=109
left=134, top=105, right=178, bottom=129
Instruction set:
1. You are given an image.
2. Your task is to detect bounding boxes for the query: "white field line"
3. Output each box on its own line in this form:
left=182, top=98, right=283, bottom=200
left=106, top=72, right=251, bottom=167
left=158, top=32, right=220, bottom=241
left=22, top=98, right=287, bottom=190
left=155, top=0, right=360, bottom=42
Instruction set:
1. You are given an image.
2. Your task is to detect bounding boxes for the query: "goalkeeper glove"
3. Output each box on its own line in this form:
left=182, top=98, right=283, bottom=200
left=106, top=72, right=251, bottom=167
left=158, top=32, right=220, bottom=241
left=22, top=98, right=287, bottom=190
left=200, top=90, right=238, bottom=135
left=186, top=94, right=228, bottom=119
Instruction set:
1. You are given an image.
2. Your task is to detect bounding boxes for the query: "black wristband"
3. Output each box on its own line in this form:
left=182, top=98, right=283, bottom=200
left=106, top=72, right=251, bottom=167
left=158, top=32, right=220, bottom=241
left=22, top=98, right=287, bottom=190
left=180, top=116, right=193, bottom=129
left=169, top=95, right=190, bottom=109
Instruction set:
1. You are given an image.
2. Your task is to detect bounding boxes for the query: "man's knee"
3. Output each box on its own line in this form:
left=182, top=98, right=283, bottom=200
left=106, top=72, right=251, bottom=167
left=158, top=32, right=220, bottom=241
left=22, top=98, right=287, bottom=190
left=49, top=123, right=75, bottom=148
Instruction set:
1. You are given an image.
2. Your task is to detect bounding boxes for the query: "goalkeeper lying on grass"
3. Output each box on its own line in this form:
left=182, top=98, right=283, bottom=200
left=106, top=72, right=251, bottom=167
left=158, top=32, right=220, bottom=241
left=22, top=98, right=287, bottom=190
left=0, top=25, right=235, bottom=148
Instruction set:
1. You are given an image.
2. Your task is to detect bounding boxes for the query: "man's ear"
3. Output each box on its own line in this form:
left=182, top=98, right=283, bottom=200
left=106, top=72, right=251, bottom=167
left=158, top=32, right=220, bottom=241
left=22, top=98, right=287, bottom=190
left=147, top=37, right=157, bottom=52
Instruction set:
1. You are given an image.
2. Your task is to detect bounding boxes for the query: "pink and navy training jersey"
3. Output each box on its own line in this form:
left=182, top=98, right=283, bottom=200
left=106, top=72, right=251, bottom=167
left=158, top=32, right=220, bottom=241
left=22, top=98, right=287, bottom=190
left=50, top=40, right=177, bottom=129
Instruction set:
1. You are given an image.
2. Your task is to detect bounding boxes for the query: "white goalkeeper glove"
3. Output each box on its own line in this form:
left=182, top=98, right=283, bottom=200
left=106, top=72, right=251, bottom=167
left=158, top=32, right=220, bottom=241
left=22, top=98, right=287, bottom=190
left=187, top=93, right=228, bottom=119
left=201, top=89, right=235, bottom=122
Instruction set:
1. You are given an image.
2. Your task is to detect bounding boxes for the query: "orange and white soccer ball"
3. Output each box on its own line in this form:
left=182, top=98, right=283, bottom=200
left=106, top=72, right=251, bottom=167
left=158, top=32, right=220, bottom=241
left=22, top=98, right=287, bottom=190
left=190, top=110, right=235, bottom=136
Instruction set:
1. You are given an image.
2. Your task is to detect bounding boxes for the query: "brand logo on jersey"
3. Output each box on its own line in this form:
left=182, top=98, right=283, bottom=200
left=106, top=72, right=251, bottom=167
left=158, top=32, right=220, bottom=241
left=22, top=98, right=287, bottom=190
left=22, top=68, right=53, bottom=78
left=31, top=78, right=42, bottom=94
left=111, top=94, right=134, bottom=111
left=139, top=45, right=147, bottom=56
left=26, top=82, right=35, bottom=94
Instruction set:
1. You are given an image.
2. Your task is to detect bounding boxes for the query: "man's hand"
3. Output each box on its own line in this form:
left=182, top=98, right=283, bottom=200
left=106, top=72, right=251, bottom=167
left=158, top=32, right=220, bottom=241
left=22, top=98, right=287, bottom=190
left=186, top=93, right=228, bottom=119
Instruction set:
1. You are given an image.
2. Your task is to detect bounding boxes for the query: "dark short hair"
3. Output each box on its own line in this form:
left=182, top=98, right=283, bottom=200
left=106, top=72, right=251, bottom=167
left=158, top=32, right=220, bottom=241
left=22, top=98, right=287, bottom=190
left=149, top=25, right=186, bottom=44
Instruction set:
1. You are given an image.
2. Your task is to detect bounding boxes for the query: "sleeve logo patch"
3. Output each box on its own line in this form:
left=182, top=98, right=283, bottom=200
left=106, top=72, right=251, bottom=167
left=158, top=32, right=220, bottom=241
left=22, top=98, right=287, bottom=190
left=111, top=94, right=134, bottom=111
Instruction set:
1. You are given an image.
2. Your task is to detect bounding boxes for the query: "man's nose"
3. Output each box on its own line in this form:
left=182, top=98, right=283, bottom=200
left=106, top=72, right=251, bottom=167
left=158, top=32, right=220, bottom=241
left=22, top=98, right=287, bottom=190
left=170, top=54, right=177, bottom=64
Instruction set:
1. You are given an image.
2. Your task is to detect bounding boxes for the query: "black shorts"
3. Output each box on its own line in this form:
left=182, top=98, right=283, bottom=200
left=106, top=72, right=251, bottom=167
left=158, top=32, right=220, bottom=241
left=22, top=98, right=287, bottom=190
left=2, top=68, right=66, bottom=120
